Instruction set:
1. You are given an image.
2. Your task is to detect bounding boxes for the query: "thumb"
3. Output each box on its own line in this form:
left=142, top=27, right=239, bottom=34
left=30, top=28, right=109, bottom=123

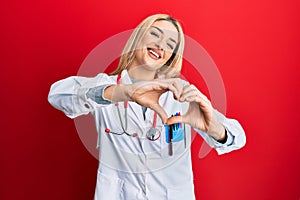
left=166, top=115, right=183, bottom=125
left=151, top=104, right=168, bottom=124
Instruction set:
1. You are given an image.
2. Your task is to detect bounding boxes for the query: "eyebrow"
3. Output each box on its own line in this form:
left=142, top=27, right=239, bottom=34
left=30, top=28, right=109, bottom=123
left=152, top=26, right=178, bottom=45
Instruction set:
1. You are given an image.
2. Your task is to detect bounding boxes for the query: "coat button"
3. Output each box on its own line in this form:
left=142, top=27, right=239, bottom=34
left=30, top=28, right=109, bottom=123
left=84, top=103, right=90, bottom=109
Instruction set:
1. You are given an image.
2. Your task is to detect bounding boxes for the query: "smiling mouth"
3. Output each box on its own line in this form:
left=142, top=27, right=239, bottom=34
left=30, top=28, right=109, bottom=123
left=147, top=48, right=161, bottom=60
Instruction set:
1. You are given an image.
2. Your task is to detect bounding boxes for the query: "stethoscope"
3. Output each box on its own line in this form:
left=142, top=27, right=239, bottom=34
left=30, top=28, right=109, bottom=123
left=104, top=73, right=161, bottom=141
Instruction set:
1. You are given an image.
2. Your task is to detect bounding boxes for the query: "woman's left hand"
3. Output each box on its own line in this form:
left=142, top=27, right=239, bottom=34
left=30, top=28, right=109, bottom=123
left=166, top=84, right=226, bottom=141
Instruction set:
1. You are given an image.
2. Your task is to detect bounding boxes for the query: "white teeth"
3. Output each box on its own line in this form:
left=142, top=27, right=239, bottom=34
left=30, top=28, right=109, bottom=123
left=149, top=49, right=160, bottom=58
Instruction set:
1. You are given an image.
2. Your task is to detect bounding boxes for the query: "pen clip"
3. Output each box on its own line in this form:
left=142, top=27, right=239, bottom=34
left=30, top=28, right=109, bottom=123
left=169, top=123, right=173, bottom=156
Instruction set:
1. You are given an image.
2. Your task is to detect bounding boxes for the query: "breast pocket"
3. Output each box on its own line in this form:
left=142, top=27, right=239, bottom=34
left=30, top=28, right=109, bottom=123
left=160, top=124, right=188, bottom=158
left=94, top=171, right=124, bottom=200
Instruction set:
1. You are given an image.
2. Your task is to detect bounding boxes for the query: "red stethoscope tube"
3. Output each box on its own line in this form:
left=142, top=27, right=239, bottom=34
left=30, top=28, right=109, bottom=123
left=104, top=73, right=160, bottom=141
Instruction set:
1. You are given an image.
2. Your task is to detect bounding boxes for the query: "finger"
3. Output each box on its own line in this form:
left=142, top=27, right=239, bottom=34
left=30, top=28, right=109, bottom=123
left=160, top=78, right=183, bottom=100
left=180, top=84, right=211, bottom=105
left=180, top=89, right=195, bottom=101
left=154, top=79, right=181, bottom=100
left=150, top=104, right=168, bottom=124
left=189, top=84, right=210, bottom=102
left=155, top=82, right=178, bottom=97
left=184, top=95, right=202, bottom=103
left=171, top=78, right=183, bottom=100
left=166, top=115, right=184, bottom=125
left=180, top=84, right=197, bottom=101
left=185, top=95, right=211, bottom=113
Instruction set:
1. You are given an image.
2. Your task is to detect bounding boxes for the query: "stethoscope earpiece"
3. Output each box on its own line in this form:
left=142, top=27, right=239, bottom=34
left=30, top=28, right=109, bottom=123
left=105, top=127, right=138, bottom=137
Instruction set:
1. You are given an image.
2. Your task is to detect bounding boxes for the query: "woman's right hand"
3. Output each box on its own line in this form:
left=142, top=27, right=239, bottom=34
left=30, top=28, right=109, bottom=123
left=104, top=78, right=183, bottom=123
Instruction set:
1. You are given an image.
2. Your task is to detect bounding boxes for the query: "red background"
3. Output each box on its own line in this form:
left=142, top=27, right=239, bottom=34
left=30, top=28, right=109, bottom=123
left=1, top=0, right=299, bottom=199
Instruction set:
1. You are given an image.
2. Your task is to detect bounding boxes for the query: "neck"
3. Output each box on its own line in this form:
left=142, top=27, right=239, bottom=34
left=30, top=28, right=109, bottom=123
left=127, top=62, right=157, bottom=81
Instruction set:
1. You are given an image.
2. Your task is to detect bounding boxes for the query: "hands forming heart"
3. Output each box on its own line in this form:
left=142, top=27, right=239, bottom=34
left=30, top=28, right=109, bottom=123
left=127, top=78, right=226, bottom=140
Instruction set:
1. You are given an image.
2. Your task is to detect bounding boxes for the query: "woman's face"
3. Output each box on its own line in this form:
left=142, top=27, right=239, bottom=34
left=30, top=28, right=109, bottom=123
left=132, top=20, right=179, bottom=71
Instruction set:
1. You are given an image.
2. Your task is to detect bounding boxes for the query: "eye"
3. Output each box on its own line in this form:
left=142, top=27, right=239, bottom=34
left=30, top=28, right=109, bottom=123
left=150, top=31, right=159, bottom=38
left=167, top=43, right=174, bottom=50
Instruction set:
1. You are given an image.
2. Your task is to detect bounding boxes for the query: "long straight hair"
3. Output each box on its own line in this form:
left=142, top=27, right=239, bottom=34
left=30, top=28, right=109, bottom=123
left=110, top=14, right=185, bottom=78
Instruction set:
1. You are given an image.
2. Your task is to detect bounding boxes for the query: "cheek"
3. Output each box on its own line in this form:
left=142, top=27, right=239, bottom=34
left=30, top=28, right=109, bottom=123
left=136, top=42, right=143, bottom=50
left=134, top=49, right=144, bottom=59
left=138, top=35, right=152, bottom=47
left=136, top=37, right=147, bottom=50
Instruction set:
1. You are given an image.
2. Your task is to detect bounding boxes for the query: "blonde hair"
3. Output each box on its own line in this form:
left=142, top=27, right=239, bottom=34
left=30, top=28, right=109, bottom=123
left=110, top=14, right=185, bottom=78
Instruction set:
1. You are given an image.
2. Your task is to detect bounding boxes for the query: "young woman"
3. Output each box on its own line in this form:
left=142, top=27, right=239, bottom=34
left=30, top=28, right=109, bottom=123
left=48, top=14, right=246, bottom=200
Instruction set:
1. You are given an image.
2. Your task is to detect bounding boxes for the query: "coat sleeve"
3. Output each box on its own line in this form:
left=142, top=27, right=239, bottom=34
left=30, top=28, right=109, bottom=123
left=195, top=109, right=246, bottom=155
left=48, top=73, right=115, bottom=119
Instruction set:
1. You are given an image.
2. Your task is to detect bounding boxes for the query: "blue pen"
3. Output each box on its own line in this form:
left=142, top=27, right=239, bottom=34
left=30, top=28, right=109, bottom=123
left=169, top=115, right=173, bottom=156
left=178, top=112, right=181, bottom=128
left=176, top=112, right=180, bottom=129
left=174, top=112, right=178, bottom=129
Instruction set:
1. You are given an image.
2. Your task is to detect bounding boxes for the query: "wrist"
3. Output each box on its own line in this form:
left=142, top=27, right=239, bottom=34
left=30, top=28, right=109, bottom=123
left=119, top=84, right=132, bottom=101
left=104, top=84, right=130, bottom=102
left=215, top=127, right=227, bottom=144
left=207, top=109, right=227, bottom=142
left=208, top=126, right=226, bottom=140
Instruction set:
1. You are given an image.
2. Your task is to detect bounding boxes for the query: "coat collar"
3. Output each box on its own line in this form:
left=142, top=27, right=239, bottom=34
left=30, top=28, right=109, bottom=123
left=119, top=70, right=133, bottom=84
left=117, top=70, right=147, bottom=127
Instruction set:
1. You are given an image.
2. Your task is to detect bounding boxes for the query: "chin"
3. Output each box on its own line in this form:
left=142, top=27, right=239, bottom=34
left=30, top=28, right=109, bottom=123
left=144, top=57, right=164, bottom=70
left=143, top=62, right=162, bottom=71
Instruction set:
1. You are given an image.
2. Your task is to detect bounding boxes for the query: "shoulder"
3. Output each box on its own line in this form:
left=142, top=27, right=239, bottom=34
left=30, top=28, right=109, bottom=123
left=74, top=73, right=117, bottom=86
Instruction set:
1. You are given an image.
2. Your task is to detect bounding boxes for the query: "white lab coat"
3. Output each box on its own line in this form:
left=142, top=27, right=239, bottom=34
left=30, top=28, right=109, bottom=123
left=48, top=70, right=246, bottom=200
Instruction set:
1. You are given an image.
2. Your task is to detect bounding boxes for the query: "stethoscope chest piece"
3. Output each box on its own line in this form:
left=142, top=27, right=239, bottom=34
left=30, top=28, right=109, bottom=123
left=146, top=127, right=161, bottom=141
